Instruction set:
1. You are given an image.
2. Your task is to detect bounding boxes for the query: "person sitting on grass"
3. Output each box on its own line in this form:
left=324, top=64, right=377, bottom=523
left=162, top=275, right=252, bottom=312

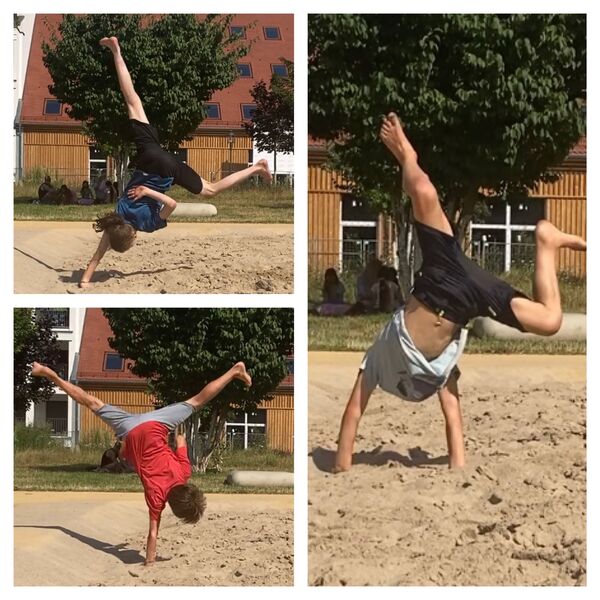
left=371, top=265, right=403, bottom=313
left=317, top=268, right=352, bottom=316
left=79, top=180, right=95, bottom=206
left=37, top=175, right=54, bottom=202
left=32, top=360, right=252, bottom=565
left=333, top=113, right=586, bottom=474
left=59, top=184, right=78, bottom=205
left=79, top=36, right=272, bottom=289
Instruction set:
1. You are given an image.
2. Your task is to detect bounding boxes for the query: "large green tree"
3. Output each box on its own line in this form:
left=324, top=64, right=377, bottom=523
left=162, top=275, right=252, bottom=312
left=103, top=308, right=293, bottom=472
left=309, top=14, right=586, bottom=292
left=14, top=309, right=62, bottom=415
left=43, top=14, right=249, bottom=190
left=244, top=60, right=294, bottom=179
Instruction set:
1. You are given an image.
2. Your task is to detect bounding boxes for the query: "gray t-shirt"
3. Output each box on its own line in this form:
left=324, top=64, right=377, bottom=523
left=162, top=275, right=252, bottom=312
left=360, top=307, right=468, bottom=401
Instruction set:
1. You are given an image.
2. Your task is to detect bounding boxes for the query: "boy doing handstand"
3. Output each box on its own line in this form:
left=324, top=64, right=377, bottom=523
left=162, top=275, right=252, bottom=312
left=334, top=113, right=586, bottom=473
left=32, top=360, right=252, bottom=564
left=80, top=37, right=272, bottom=288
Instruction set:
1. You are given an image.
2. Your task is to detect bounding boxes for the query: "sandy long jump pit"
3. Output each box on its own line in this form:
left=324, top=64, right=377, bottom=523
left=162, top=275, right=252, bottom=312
left=14, top=222, right=293, bottom=294
left=14, top=492, right=293, bottom=586
left=308, top=353, right=586, bottom=586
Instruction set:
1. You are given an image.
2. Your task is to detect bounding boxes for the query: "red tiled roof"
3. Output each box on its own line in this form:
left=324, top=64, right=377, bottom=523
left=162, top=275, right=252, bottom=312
left=569, top=138, right=586, bottom=157
left=77, top=309, right=293, bottom=389
left=77, top=308, right=142, bottom=382
left=21, top=14, right=293, bottom=130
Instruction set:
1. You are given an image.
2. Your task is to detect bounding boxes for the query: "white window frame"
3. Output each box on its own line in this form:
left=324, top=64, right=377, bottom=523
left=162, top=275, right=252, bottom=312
left=89, top=146, right=107, bottom=181
left=226, top=411, right=266, bottom=449
left=470, top=202, right=536, bottom=272
left=339, top=220, right=377, bottom=273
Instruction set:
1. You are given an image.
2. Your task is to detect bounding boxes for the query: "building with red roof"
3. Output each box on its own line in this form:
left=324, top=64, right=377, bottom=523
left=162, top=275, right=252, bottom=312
left=309, top=137, right=586, bottom=279
left=76, top=309, right=293, bottom=452
left=16, top=14, right=293, bottom=185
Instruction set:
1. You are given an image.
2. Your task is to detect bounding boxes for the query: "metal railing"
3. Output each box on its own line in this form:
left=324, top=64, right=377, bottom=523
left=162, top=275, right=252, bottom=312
left=46, top=418, right=68, bottom=435
left=308, top=238, right=396, bottom=273
left=13, top=418, right=68, bottom=436
left=470, top=240, right=536, bottom=274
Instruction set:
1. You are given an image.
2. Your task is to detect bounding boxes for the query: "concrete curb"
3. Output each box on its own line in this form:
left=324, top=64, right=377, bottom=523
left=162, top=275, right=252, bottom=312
left=174, top=203, right=217, bottom=217
left=472, top=313, right=586, bottom=340
left=224, top=470, right=294, bottom=487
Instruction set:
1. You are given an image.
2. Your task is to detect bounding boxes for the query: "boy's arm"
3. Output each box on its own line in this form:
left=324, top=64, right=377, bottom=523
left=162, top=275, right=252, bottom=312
left=437, top=373, right=465, bottom=469
left=127, top=185, right=177, bottom=220
left=145, top=514, right=160, bottom=565
left=333, top=372, right=371, bottom=473
left=80, top=231, right=111, bottom=288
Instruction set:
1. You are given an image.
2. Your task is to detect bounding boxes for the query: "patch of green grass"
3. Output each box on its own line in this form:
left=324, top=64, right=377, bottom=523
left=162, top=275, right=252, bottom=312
left=14, top=183, right=293, bottom=224
left=308, top=268, right=586, bottom=313
left=308, top=314, right=586, bottom=354
left=14, top=446, right=293, bottom=494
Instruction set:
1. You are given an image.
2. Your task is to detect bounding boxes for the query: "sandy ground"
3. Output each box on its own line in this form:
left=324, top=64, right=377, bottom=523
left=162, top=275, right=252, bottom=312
left=14, top=491, right=293, bottom=586
left=308, top=353, right=586, bottom=586
left=14, top=221, right=293, bottom=294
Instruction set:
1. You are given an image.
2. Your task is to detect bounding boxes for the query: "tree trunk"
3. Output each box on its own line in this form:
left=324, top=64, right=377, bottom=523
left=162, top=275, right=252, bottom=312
left=391, top=194, right=413, bottom=299
left=115, top=148, right=129, bottom=195
left=184, top=411, right=200, bottom=466
left=451, top=190, right=479, bottom=247
left=273, top=144, right=277, bottom=185
left=195, top=407, right=228, bottom=473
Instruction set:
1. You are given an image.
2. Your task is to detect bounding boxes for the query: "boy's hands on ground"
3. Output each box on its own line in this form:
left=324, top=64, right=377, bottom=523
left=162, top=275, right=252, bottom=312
left=127, top=185, right=149, bottom=201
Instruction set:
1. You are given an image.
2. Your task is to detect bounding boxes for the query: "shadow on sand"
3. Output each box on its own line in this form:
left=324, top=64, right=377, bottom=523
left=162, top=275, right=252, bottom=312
left=14, top=525, right=145, bottom=564
left=310, top=445, right=448, bottom=473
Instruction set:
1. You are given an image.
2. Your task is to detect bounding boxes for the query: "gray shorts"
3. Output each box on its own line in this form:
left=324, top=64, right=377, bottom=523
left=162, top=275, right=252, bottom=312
left=95, top=401, right=195, bottom=440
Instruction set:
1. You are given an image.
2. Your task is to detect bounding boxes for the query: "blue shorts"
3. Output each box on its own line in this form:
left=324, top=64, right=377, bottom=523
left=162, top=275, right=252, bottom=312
left=95, top=401, right=194, bottom=440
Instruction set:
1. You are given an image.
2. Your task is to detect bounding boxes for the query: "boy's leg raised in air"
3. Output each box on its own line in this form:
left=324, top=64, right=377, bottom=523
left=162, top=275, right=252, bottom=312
left=184, top=362, right=252, bottom=410
left=379, top=113, right=453, bottom=236
left=31, top=362, right=104, bottom=412
left=100, top=36, right=149, bottom=124
left=333, top=371, right=373, bottom=473
left=510, top=220, right=586, bottom=336
left=199, top=160, right=272, bottom=198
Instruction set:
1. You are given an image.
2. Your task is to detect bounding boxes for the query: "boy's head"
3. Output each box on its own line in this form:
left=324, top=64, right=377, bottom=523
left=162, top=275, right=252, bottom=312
left=93, top=213, right=137, bottom=252
left=167, top=483, right=206, bottom=524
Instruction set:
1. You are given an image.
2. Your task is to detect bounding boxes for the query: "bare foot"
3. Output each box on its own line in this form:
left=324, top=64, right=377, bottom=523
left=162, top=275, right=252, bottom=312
left=233, top=362, right=252, bottom=387
left=31, top=362, right=50, bottom=378
left=99, top=36, right=120, bottom=53
left=332, top=463, right=350, bottom=474
left=536, top=219, right=587, bottom=251
left=256, top=159, right=272, bottom=183
left=379, top=112, right=418, bottom=165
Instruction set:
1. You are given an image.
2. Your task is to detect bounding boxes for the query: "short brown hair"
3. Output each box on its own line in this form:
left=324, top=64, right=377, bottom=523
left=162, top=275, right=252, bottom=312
left=167, top=484, right=206, bottom=524
left=93, top=213, right=136, bottom=253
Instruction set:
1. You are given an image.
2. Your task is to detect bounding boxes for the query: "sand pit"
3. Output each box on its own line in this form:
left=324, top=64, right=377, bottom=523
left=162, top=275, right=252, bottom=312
left=14, top=491, right=293, bottom=586
left=14, top=221, right=293, bottom=294
left=308, top=353, right=586, bottom=586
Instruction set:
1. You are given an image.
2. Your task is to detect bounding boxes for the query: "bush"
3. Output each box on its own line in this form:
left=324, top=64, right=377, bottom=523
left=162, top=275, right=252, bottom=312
left=79, top=428, right=115, bottom=450
left=14, top=424, right=58, bottom=450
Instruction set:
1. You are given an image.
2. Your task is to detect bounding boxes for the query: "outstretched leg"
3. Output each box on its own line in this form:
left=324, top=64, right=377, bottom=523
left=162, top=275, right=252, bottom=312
left=510, top=220, right=586, bottom=335
left=31, top=362, right=104, bottom=411
left=379, top=113, right=453, bottom=235
left=184, top=362, right=252, bottom=410
left=333, top=371, right=373, bottom=473
left=200, top=160, right=272, bottom=198
left=100, top=36, right=149, bottom=123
